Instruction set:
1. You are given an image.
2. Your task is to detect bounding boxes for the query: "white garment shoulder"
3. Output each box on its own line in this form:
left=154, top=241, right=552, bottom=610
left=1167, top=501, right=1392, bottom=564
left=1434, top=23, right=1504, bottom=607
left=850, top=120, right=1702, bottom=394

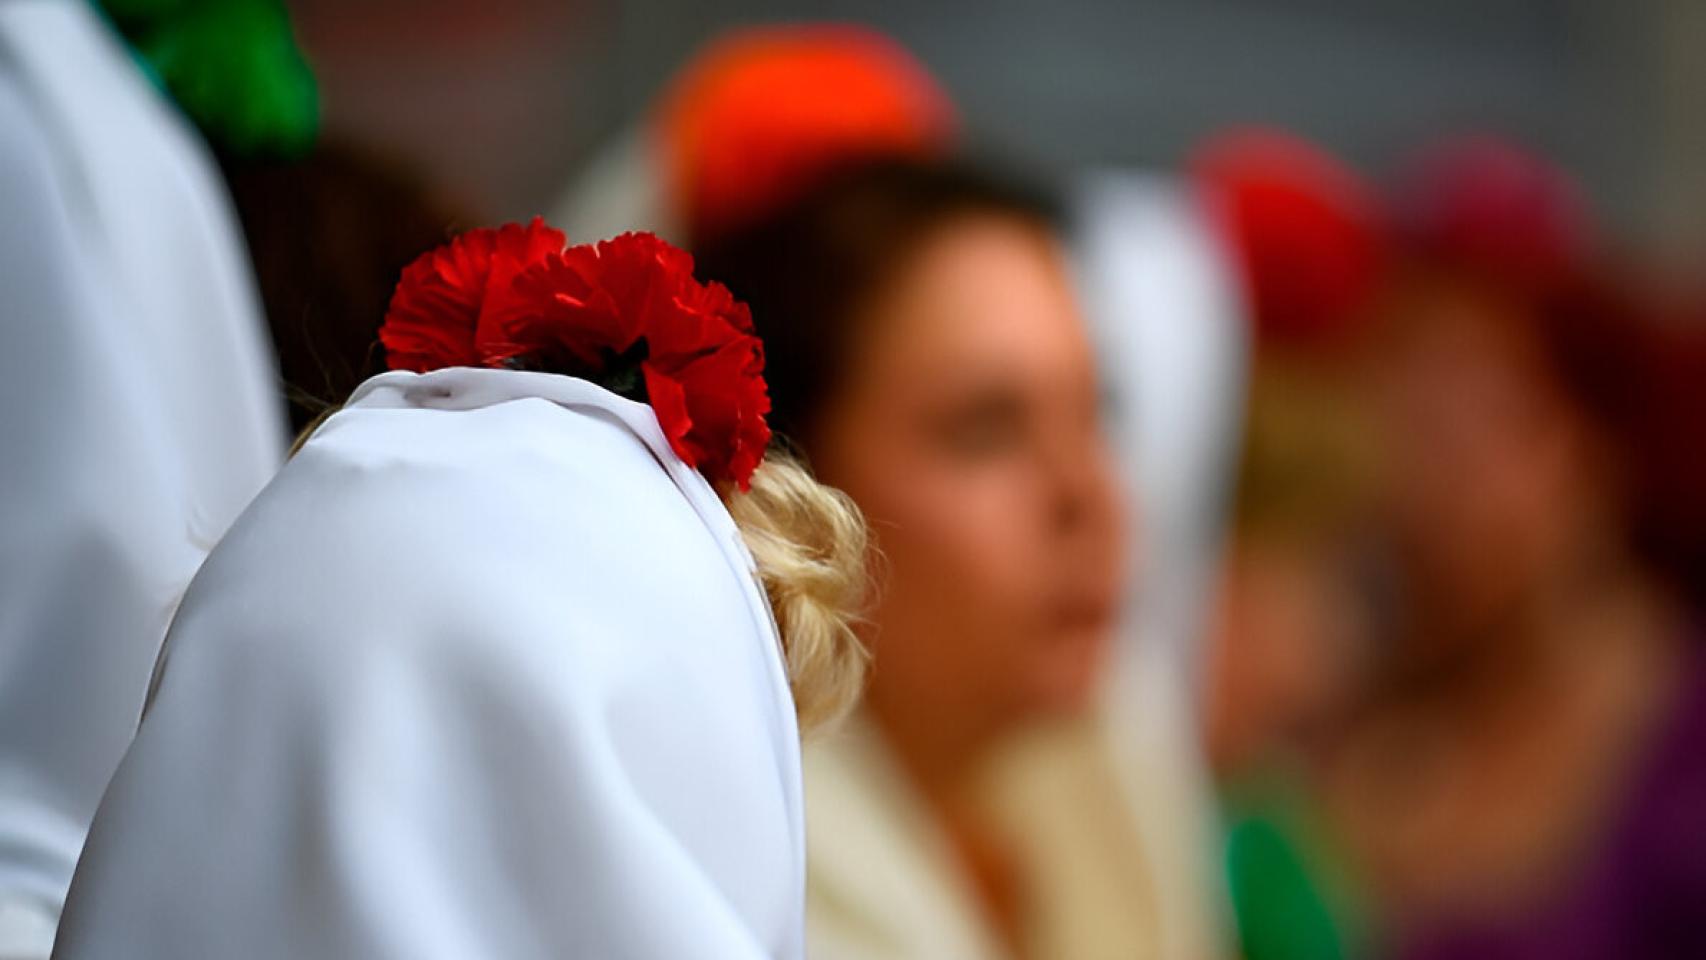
left=0, top=5, right=282, bottom=956
left=55, top=372, right=805, bottom=959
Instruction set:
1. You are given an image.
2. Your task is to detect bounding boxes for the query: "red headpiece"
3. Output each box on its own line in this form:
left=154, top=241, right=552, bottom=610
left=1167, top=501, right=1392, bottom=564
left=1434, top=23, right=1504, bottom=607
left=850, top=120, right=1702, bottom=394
left=380, top=220, right=771, bottom=489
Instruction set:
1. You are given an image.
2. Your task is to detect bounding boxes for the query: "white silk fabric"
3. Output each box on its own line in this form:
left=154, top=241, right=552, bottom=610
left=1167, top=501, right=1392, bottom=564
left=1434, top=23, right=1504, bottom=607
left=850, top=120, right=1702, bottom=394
left=0, top=4, right=285, bottom=956
left=51, top=368, right=805, bottom=959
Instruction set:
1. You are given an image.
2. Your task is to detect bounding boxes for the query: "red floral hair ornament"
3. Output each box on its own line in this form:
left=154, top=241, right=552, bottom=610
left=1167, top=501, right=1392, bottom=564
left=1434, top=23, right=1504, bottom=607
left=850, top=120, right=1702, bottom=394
left=656, top=24, right=956, bottom=244
left=379, top=219, right=772, bottom=490
left=1191, top=128, right=1385, bottom=350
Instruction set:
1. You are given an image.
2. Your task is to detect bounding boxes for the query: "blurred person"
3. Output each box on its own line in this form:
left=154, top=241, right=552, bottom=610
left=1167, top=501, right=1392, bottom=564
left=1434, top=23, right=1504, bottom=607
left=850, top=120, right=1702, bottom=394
left=556, top=26, right=1226, bottom=957
left=699, top=157, right=1221, bottom=960
left=1187, top=129, right=1388, bottom=960
left=1325, top=139, right=1706, bottom=959
left=96, top=0, right=319, bottom=160
left=1205, top=364, right=1379, bottom=960
left=53, top=224, right=868, bottom=959
left=550, top=23, right=953, bottom=248
left=1192, top=130, right=1387, bottom=780
left=0, top=3, right=285, bottom=955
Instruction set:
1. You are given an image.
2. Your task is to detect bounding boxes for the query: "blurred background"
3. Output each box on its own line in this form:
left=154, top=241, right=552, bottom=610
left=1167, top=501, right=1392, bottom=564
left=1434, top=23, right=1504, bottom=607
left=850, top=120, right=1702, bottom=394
left=293, top=0, right=1706, bottom=264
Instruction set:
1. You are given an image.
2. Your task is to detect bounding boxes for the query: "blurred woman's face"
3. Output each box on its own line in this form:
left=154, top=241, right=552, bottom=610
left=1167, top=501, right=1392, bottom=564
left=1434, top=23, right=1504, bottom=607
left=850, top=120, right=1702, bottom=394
left=810, top=215, right=1125, bottom=732
left=1378, top=280, right=1598, bottom=635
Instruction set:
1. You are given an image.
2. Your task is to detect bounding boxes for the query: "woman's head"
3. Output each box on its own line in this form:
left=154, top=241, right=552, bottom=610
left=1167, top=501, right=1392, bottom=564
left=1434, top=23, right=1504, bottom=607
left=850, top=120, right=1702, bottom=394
left=1376, top=267, right=1592, bottom=634
left=1368, top=136, right=1706, bottom=640
left=699, top=159, right=1125, bottom=736
left=1374, top=258, right=1706, bottom=638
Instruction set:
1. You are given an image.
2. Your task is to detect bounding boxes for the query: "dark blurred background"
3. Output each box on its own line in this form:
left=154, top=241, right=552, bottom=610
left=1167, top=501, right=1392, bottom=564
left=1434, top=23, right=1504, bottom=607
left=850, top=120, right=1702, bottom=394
left=292, top=0, right=1706, bottom=264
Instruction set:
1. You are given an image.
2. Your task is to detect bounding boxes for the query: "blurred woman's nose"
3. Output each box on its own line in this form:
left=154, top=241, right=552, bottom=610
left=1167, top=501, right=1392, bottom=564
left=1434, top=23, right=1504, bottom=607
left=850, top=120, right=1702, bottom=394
left=1043, top=429, right=1118, bottom=535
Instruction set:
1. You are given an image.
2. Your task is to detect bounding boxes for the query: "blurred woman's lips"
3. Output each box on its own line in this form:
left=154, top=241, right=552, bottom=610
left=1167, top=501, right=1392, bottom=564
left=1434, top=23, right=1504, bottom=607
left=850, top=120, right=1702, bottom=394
left=1048, top=593, right=1118, bottom=634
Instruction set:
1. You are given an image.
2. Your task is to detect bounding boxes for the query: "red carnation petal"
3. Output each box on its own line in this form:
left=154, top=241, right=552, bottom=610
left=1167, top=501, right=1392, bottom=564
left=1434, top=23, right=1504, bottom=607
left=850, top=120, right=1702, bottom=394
left=590, top=233, right=700, bottom=328
left=643, top=364, right=695, bottom=450
left=679, top=278, right=755, bottom=335
left=646, top=280, right=757, bottom=369
left=475, top=219, right=572, bottom=329
left=480, top=245, right=649, bottom=368
left=380, top=218, right=565, bottom=372
left=648, top=334, right=771, bottom=489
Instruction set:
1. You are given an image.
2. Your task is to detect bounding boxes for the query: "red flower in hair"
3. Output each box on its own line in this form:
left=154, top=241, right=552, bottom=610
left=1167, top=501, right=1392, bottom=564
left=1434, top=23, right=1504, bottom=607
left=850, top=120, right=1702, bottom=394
left=380, top=225, right=771, bottom=489
left=1191, top=130, right=1383, bottom=349
left=380, top=218, right=566, bottom=371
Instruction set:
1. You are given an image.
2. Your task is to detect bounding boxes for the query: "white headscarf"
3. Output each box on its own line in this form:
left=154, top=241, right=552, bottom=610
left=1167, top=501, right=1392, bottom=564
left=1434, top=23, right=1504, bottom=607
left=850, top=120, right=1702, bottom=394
left=0, top=4, right=284, bottom=954
left=1073, top=170, right=1247, bottom=689
left=1071, top=170, right=1248, bottom=958
left=52, top=367, right=805, bottom=959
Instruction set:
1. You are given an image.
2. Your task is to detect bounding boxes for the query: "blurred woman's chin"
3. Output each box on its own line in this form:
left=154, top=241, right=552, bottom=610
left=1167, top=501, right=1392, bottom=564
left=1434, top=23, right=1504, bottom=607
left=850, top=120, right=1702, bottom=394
left=1018, top=627, right=1114, bottom=716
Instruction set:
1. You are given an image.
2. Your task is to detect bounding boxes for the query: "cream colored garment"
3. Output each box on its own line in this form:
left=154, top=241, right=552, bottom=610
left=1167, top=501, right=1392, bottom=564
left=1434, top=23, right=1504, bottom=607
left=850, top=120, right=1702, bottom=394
left=805, top=717, right=1005, bottom=960
left=806, top=701, right=1219, bottom=960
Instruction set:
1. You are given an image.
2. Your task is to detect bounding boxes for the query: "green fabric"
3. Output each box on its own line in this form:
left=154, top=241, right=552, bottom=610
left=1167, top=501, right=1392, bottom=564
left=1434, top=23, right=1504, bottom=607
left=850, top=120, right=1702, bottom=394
left=1223, top=775, right=1365, bottom=960
left=95, top=0, right=319, bottom=157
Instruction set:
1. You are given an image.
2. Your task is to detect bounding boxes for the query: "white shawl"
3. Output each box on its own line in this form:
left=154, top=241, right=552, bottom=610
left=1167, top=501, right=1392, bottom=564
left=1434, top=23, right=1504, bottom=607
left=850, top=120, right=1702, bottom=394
left=1073, top=170, right=1247, bottom=958
left=53, top=368, right=805, bottom=959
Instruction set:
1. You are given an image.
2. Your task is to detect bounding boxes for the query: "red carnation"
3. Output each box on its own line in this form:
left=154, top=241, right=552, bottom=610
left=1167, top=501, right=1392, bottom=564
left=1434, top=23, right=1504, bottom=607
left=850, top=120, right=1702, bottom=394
left=646, top=331, right=770, bottom=491
left=380, top=217, right=566, bottom=372
left=378, top=225, right=772, bottom=489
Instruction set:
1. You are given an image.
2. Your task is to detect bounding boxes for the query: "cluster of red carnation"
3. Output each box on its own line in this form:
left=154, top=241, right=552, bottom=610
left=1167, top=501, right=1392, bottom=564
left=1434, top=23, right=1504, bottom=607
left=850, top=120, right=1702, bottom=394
left=380, top=219, right=770, bottom=489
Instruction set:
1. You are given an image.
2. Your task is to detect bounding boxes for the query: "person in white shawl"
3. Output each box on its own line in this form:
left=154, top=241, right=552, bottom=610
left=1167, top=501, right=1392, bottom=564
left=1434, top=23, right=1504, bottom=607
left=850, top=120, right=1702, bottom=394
left=0, top=4, right=285, bottom=955
left=51, top=223, right=867, bottom=959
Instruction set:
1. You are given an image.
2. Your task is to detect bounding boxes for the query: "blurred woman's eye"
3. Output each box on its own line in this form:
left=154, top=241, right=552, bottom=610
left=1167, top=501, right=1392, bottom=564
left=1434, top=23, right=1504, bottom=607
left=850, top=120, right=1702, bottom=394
left=929, top=391, right=1027, bottom=459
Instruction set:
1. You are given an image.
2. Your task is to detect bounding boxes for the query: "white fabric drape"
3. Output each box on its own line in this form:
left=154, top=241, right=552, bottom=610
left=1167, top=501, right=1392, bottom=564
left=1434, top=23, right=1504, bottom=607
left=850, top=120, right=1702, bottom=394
left=1073, top=170, right=1249, bottom=959
left=1073, top=170, right=1247, bottom=692
left=52, top=368, right=805, bottom=960
left=0, top=4, right=284, bottom=956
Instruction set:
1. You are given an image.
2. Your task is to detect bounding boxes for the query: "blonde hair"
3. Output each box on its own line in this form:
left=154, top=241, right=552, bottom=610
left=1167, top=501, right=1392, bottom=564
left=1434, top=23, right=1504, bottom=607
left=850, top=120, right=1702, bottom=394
left=727, top=453, right=871, bottom=733
left=295, top=414, right=870, bottom=734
